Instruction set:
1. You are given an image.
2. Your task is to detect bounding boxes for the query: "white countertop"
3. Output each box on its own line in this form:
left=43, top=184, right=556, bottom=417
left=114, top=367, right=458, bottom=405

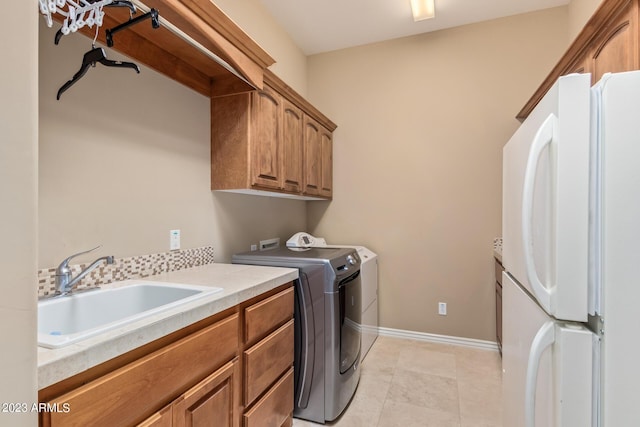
left=37, top=263, right=298, bottom=390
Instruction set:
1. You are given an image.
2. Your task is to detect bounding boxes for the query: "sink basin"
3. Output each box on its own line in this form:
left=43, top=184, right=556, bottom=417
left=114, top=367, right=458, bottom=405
left=38, top=281, right=223, bottom=348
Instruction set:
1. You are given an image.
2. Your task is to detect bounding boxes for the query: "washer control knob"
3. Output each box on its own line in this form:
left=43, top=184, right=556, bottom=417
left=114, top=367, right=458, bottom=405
left=347, top=255, right=356, bottom=265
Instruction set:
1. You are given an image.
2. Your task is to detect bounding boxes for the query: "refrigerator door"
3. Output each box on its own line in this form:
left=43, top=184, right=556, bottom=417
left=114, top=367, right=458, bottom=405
left=594, top=71, right=640, bottom=426
left=503, top=73, right=591, bottom=321
left=502, top=273, right=595, bottom=427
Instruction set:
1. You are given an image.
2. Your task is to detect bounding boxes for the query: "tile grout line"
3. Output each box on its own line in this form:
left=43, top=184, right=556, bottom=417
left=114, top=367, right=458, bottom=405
left=372, top=351, right=397, bottom=427
left=455, top=353, right=464, bottom=427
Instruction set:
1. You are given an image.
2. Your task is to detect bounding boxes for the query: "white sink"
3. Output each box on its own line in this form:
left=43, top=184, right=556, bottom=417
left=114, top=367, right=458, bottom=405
left=38, top=281, right=223, bottom=348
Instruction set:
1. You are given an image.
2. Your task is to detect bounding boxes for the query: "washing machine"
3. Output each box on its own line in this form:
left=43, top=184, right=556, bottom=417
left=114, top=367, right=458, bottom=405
left=232, top=246, right=362, bottom=424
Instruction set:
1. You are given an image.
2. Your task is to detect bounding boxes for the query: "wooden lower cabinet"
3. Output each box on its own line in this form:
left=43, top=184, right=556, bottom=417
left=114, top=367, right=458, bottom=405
left=41, top=315, right=238, bottom=427
left=40, top=283, right=295, bottom=427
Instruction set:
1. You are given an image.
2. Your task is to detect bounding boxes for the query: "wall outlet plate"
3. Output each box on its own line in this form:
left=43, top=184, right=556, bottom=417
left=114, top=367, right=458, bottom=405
left=438, top=302, right=447, bottom=316
left=170, top=229, right=181, bottom=250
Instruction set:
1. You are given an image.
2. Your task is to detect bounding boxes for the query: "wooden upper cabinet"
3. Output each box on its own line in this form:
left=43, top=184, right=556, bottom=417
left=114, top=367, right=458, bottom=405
left=211, top=70, right=336, bottom=200
left=518, top=0, right=640, bottom=120
left=251, top=86, right=282, bottom=190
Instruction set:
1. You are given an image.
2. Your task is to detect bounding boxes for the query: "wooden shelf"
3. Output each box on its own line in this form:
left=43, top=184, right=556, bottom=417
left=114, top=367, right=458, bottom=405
left=53, top=0, right=275, bottom=97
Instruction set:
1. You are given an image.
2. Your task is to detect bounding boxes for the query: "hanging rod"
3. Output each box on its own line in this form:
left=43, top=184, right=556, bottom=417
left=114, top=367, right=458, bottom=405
left=130, top=0, right=254, bottom=89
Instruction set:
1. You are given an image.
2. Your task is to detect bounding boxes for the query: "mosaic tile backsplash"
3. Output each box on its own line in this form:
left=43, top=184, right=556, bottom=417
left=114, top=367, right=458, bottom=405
left=38, top=246, right=215, bottom=297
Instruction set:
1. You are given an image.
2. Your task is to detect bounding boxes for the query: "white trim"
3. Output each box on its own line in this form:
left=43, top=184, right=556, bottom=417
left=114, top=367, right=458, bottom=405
left=377, top=326, right=500, bottom=352
left=215, top=189, right=326, bottom=201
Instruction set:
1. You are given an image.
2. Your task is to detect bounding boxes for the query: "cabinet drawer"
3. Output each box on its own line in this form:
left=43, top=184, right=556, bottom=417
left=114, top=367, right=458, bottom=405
left=244, top=319, right=294, bottom=405
left=43, top=314, right=239, bottom=427
left=244, top=286, right=293, bottom=346
left=243, top=368, right=294, bottom=427
left=495, top=260, right=504, bottom=286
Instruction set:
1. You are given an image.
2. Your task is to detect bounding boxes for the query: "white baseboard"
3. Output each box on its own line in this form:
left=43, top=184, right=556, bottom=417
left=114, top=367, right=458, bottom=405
left=377, top=326, right=499, bottom=352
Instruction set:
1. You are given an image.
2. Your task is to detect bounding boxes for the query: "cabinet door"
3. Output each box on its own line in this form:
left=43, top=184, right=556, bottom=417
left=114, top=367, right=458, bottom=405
left=591, top=2, right=637, bottom=83
left=251, top=85, right=282, bottom=190
left=137, top=405, right=172, bottom=427
left=319, top=128, right=333, bottom=198
left=303, top=116, right=321, bottom=196
left=281, top=99, right=303, bottom=193
left=173, top=359, right=240, bottom=427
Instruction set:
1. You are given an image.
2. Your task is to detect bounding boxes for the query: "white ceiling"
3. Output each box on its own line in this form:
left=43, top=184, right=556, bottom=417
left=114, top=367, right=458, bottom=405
left=260, top=0, right=570, bottom=55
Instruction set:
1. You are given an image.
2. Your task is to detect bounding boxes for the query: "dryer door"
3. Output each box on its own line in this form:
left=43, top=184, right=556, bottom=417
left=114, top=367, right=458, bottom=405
left=339, top=270, right=362, bottom=374
left=293, top=268, right=326, bottom=424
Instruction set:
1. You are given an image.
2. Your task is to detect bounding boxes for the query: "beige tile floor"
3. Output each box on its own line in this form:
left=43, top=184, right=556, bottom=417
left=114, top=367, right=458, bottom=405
left=293, top=336, right=503, bottom=427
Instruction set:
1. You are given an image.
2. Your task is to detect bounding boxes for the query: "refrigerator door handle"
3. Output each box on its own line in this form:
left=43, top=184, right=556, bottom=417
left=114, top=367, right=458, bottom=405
left=522, top=113, right=557, bottom=313
left=525, top=321, right=556, bottom=427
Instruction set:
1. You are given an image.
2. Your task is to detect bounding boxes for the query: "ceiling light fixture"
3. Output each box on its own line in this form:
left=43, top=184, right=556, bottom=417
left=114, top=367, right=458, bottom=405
left=410, top=0, right=435, bottom=21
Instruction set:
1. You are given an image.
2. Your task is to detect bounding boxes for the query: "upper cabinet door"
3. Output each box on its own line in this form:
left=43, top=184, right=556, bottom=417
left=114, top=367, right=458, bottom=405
left=591, top=2, right=637, bottom=83
left=281, top=99, right=303, bottom=193
left=320, top=128, right=333, bottom=198
left=303, top=116, right=321, bottom=196
left=251, top=86, right=282, bottom=190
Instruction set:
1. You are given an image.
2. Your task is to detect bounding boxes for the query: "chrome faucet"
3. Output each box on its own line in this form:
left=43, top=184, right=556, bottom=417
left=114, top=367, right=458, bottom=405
left=55, top=246, right=115, bottom=295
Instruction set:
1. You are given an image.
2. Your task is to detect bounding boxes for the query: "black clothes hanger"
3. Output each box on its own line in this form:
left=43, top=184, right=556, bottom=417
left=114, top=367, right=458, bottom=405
left=54, top=1, right=137, bottom=45
left=56, top=46, right=140, bottom=100
left=106, top=9, right=159, bottom=47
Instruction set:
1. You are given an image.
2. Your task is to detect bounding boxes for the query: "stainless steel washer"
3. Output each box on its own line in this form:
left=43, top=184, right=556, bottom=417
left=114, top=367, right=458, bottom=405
left=232, top=246, right=362, bottom=424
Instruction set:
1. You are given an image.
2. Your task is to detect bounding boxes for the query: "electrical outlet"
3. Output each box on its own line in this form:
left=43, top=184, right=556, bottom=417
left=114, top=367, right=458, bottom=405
left=438, top=302, right=447, bottom=316
left=170, top=229, right=181, bottom=250
left=250, top=244, right=258, bottom=251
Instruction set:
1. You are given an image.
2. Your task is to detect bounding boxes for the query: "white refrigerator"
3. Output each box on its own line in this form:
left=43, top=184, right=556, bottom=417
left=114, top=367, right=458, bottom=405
left=502, top=70, right=640, bottom=427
